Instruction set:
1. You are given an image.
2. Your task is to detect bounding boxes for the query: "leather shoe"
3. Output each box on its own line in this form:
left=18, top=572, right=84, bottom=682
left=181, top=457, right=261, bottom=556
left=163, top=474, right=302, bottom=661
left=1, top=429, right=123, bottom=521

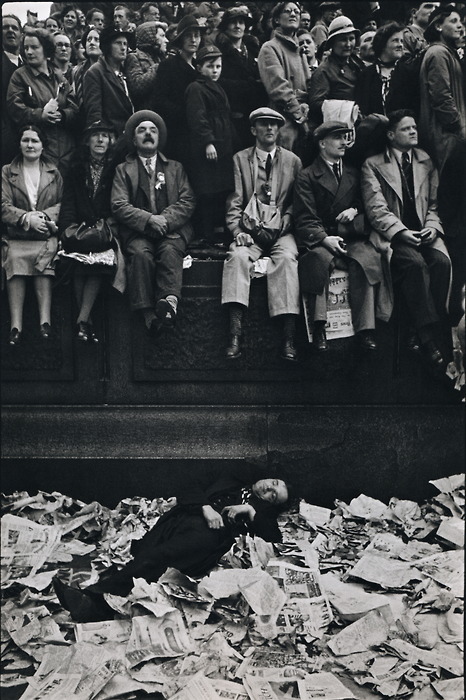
left=225, top=334, right=241, bottom=359
left=356, top=330, right=377, bottom=351
left=155, top=298, right=176, bottom=328
left=313, top=324, right=328, bottom=351
left=53, top=577, right=113, bottom=623
left=407, top=332, right=421, bottom=354
left=423, top=340, right=444, bottom=367
left=281, top=338, right=297, bottom=362
left=40, top=322, right=51, bottom=339
left=8, top=328, right=21, bottom=346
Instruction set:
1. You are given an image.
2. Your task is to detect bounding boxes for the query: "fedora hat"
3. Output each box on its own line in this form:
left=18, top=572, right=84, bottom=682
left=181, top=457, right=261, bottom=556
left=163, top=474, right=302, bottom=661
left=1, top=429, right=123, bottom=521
left=99, top=23, right=136, bottom=52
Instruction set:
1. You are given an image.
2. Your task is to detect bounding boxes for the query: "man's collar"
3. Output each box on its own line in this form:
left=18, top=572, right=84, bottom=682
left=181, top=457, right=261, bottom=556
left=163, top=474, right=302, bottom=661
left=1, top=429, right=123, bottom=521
left=391, top=146, right=413, bottom=163
left=255, top=146, right=277, bottom=161
left=138, top=153, right=158, bottom=165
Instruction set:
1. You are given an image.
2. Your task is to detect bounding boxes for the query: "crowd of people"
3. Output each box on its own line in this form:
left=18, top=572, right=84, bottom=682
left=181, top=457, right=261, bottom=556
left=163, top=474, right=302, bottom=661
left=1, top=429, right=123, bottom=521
left=2, top=1, right=465, bottom=367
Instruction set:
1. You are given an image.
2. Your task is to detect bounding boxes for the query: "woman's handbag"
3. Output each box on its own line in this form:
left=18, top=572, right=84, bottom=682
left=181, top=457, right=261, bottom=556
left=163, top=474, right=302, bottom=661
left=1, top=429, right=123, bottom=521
left=241, top=153, right=282, bottom=249
left=62, top=218, right=114, bottom=253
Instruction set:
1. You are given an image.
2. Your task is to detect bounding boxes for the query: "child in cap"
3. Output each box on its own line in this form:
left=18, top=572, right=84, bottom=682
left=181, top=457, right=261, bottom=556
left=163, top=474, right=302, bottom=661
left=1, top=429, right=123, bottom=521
left=184, top=45, right=235, bottom=248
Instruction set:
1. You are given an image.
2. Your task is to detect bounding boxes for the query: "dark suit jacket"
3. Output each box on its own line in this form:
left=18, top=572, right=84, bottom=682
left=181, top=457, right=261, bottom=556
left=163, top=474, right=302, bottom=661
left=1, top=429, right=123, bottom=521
left=83, top=56, right=134, bottom=136
left=111, top=152, right=196, bottom=248
left=294, top=155, right=383, bottom=294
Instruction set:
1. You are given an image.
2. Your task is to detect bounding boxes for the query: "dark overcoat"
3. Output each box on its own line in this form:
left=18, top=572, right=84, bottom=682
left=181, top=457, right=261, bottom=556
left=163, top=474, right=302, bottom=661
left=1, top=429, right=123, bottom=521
left=293, top=155, right=386, bottom=304
left=152, top=53, right=198, bottom=163
left=111, top=152, right=196, bottom=248
left=83, top=56, right=134, bottom=136
left=185, top=76, right=235, bottom=196
left=2, top=52, right=20, bottom=165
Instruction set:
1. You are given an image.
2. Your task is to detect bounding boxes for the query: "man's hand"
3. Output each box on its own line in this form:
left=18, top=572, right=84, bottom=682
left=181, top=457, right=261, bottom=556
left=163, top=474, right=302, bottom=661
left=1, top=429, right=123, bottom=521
left=418, top=228, right=437, bottom=245
left=222, top=504, right=255, bottom=523
left=279, top=213, right=292, bottom=234
left=235, top=232, right=254, bottom=246
left=202, top=505, right=224, bottom=529
left=396, top=229, right=422, bottom=247
left=322, top=235, right=346, bottom=254
left=206, top=144, right=217, bottom=161
left=148, top=214, right=167, bottom=237
left=336, top=207, right=358, bottom=224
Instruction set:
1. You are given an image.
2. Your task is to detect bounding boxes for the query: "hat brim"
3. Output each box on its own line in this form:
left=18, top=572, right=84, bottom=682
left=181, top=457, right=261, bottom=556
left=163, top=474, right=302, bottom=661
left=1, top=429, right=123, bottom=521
left=218, top=13, right=253, bottom=32
left=326, top=26, right=360, bottom=48
left=124, top=110, right=167, bottom=152
left=172, top=23, right=207, bottom=45
left=100, top=29, right=137, bottom=51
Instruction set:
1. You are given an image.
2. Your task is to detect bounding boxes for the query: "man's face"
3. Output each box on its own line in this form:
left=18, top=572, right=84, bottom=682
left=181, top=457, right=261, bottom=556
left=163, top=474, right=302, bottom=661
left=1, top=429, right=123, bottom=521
left=2, top=17, right=21, bottom=52
left=388, top=116, right=418, bottom=151
left=278, top=3, right=301, bottom=33
left=299, top=34, right=316, bottom=59
left=359, top=30, right=375, bottom=60
left=53, top=33, right=72, bottom=62
left=114, top=8, right=130, bottom=30
left=198, top=56, right=222, bottom=81
left=322, top=7, right=339, bottom=25
left=142, top=5, right=161, bottom=22
left=300, top=12, right=311, bottom=29
left=110, top=36, right=128, bottom=62
left=134, top=121, right=159, bottom=155
left=251, top=119, right=280, bottom=149
left=252, top=479, right=288, bottom=505
left=320, top=132, right=348, bottom=159
left=90, top=11, right=105, bottom=31
left=414, top=2, right=440, bottom=28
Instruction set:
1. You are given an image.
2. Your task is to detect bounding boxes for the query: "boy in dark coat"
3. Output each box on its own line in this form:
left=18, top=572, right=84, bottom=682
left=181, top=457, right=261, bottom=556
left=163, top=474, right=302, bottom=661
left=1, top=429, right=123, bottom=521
left=185, top=45, right=235, bottom=247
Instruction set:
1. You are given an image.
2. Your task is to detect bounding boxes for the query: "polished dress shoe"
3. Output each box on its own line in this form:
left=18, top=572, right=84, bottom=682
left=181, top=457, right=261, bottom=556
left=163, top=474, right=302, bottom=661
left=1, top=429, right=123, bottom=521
left=313, top=324, right=328, bottom=351
left=422, top=340, right=444, bottom=367
left=53, top=577, right=113, bottom=623
left=407, top=332, right=421, bottom=354
left=8, top=328, right=21, bottom=346
left=356, top=330, right=377, bottom=351
left=40, top=322, right=51, bottom=339
left=225, top=334, right=241, bottom=359
left=155, top=298, right=176, bottom=328
left=281, top=338, right=297, bottom=362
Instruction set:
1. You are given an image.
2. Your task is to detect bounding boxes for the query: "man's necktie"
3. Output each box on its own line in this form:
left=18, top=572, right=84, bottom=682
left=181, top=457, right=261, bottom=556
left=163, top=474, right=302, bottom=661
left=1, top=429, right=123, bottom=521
left=265, top=153, right=273, bottom=181
left=332, top=162, right=341, bottom=183
left=145, top=158, right=154, bottom=177
left=146, top=159, right=157, bottom=212
left=401, top=151, right=414, bottom=196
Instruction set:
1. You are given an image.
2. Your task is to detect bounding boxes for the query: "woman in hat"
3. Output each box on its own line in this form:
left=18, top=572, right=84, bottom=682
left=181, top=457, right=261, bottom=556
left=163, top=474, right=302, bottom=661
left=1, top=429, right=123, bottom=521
left=308, top=15, right=364, bottom=127
left=152, top=15, right=206, bottom=163
left=2, top=124, right=62, bottom=346
left=418, top=4, right=466, bottom=173
left=58, top=122, right=125, bottom=343
left=83, top=24, right=136, bottom=137
left=214, top=5, right=267, bottom=149
left=126, top=20, right=169, bottom=111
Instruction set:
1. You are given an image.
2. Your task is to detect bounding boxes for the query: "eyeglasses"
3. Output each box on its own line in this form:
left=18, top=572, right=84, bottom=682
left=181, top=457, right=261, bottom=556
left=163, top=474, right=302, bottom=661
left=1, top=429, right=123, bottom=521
left=281, top=7, right=301, bottom=15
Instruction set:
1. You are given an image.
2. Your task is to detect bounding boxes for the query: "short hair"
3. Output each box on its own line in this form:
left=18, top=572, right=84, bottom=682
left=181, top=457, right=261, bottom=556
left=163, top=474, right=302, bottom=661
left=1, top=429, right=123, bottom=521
left=21, top=28, right=56, bottom=60
left=140, top=2, right=159, bottom=16
left=387, top=108, right=416, bottom=132
left=271, top=2, right=301, bottom=28
left=18, top=123, right=47, bottom=148
left=114, top=4, right=131, bottom=18
left=86, top=7, right=105, bottom=24
left=2, top=14, right=22, bottom=30
left=372, top=21, right=404, bottom=58
left=297, top=28, right=314, bottom=40
left=424, top=4, right=459, bottom=42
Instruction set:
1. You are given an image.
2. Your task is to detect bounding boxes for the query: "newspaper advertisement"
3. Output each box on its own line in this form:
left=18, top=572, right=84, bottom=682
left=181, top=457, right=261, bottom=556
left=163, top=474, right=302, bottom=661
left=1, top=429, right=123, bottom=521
left=126, top=610, right=193, bottom=666
left=327, top=606, right=394, bottom=656
left=297, top=672, right=356, bottom=699
left=1, top=514, right=61, bottom=582
left=303, top=270, right=354, bottom=342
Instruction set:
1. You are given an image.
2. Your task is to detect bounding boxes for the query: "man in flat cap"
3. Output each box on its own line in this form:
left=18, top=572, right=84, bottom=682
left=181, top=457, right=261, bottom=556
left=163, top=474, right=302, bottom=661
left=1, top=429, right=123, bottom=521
left=111, top=110, right=196, bottom=333
left=310, top=2, right=341, bottom=48
left=221, top=107, right=302, bottom=361
left=294, top=121, right=390, bottom=351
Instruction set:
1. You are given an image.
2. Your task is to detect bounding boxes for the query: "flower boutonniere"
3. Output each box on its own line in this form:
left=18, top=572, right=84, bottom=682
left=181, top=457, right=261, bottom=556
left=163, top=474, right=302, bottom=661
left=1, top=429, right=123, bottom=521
left=155, top=172, right=165, bottom=190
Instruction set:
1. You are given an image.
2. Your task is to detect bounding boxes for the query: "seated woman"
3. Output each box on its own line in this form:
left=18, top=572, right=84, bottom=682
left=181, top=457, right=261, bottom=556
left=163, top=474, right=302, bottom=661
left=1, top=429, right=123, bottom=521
left=2, top=125, right=62, bottom=345
left=54, top=465, right=290, bottom=622
left=58, top=121, right=125, bottom=342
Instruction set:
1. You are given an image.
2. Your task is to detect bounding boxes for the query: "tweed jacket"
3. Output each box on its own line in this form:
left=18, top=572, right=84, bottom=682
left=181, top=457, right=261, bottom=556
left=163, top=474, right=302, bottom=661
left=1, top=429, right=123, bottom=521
left=361, top=147, right=449, bottom=263
left=111, top=152, right=196, bottom=248
left=257, top=31, right=309, bottom=122
left=2, top=156, right=62, bottom=239
left=83, top=56, right=135, bottom=135
left=225, top=146, right=302, bottom=239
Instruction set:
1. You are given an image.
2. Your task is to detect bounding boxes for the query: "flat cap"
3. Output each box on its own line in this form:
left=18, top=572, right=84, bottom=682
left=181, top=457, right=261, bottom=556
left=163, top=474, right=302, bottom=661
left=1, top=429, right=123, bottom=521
left=124, top=110, right=167, bottom=151
left=314, top=120, right=351, bottom=140
left=196, top=45, right=222, bottom=63
left=249, top=107, right=285, bottom=126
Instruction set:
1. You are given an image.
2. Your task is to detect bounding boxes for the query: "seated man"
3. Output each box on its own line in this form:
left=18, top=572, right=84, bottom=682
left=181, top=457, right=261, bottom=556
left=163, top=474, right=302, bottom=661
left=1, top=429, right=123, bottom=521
left=361, top=110, right=451, bottom=366
left=112, top=110, right=196, bottom=333
left=54, top=466, right=290, bottom=622
left=294, top=121, right=389, bottom=352
left=221, top=108, right=302, bottom=361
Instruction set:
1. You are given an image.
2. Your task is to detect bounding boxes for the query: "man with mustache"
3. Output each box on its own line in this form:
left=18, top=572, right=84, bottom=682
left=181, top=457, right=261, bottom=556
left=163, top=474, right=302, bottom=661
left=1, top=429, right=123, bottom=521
left=112, top=110, right=195, bottom=333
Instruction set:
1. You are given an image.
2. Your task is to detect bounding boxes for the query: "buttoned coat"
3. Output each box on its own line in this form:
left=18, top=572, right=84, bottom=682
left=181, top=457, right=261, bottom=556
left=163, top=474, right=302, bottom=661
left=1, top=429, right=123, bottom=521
left=361, top=147, right=449, bottom=262
left=111, top=152, right=196, bottom=249
left=6, top=62, right=78, bottom=168
left=225, top=146, right=302, bottom=239
left=2, top=156, right=62, bottom=239
left=83, top=55, right=135, bottom=135
left=294, top=155, right=388, bottom=309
